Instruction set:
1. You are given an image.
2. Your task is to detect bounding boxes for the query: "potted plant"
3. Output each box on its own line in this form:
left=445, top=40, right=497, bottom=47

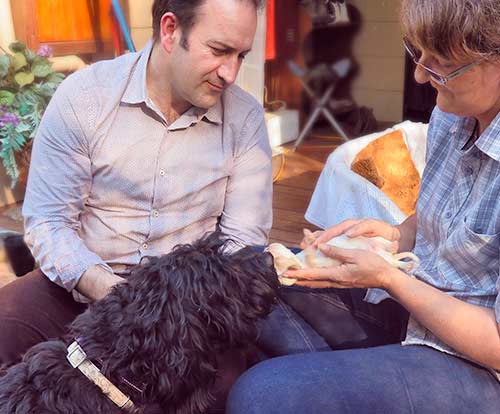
left=0, top=41, right=65, bottom=187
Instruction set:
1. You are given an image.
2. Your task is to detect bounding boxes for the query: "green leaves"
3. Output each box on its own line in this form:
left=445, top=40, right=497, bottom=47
left=24, top=48, right=37, bottom=64
left=8, top=41, right=26, bottom=53
left=47, top=72, right=64, bottom=84
left=0, top=40, right=65, bottom=187
left=32, top=60, right=52, bottom=78
left=12, top=52, right=27, bottom=71
left=14, top=71, right=35, bottom=87
left=0, top=90, right=15, bottom=106
left=0, top=125, right=22, bottom=186
left=0, top=55, right=9, bottom=79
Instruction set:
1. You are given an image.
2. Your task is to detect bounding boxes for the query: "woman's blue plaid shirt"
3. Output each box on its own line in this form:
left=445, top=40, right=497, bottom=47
left=367, top=106, right=500, bottom=376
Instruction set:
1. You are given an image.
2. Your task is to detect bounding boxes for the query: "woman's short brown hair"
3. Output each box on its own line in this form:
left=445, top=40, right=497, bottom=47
left=401, top=0, right=500, bottom=62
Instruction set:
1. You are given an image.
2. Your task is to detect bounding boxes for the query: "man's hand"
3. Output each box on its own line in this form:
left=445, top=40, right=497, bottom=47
left=76, top=265, right=125, bottom=301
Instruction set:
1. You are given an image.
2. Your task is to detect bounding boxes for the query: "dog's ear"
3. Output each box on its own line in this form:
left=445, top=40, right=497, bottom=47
left=69, top=257, right=174, bottom=363
left=263, top=251, right=275, bottom=269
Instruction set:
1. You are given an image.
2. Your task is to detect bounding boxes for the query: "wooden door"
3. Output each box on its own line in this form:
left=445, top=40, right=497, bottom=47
left=10, top=0, right=128, bottom=56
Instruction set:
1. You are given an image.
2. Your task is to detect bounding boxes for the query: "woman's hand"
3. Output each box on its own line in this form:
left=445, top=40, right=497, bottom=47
left=284, top=243, right=399, bottom=290
left=298, top=220, right=365, bottom=249
left=313, top=218, right=401, bottom=247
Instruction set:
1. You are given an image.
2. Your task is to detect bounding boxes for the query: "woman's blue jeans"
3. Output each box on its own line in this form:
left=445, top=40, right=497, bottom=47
left=228, top=344, right=500, bottom=413
left=236, top=285, right=500, bottom=413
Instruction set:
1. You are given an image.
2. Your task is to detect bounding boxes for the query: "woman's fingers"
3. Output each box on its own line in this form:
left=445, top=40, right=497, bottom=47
left=318, top=244, right=358, bottom=263
left=295, top=280, right=348, bottom=289
left=345, top=219, right=399, bottom=241
left=284, top=266, right=338, bottom=280
left=284, top=258, right=356, bottom=284
left=314, top=219, right=363, bottom=245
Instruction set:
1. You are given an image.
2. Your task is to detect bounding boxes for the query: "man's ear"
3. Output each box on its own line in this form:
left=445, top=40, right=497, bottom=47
left=159, top=12, right=180, bottom=53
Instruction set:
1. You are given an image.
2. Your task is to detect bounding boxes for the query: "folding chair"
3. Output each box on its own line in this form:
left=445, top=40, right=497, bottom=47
left=288, top=58, right=352, bottom=149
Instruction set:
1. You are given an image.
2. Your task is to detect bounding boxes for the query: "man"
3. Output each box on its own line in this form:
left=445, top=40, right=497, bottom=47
left=0, top=0, right=270, bottom=366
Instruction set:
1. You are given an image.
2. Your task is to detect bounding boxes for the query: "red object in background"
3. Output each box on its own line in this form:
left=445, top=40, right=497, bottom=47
left=266, top=0, right=299, bottom=61
left=266, top=0, right=276, bottom=60
left=110, top=9, right=123, bottom=56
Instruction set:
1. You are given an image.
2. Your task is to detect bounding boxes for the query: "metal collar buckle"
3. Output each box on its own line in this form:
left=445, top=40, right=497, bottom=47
left=66, top=340, right=134, bottom=410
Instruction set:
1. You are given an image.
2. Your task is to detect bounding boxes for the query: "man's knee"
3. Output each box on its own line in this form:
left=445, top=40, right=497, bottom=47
left=0, top=270, right=52, bottom=364
left=0, top=316, right=46, bottom=365
left=0, top=269, right=85, bottom=365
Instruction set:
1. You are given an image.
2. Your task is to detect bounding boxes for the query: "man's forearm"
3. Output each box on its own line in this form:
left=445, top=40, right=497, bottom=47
left=76, top=265, right=125, bottom=301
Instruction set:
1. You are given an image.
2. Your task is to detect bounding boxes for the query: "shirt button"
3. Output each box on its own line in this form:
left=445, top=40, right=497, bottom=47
left=152, top=210, right=159, bottom=217
left=159, top=169, right=165, bottom=176
left=465, top=166, right=474, bottom=176
left=445, top=212, right=452, bottom=219
left=142, top=243, right=148, bottom=250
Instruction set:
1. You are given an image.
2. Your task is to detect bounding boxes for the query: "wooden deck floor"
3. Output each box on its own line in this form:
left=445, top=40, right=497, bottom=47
left=269, top=135, right=342, bottom=247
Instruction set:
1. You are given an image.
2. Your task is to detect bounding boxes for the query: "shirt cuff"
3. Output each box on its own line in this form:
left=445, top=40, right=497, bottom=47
left=43, top=251, right=114, bottom=293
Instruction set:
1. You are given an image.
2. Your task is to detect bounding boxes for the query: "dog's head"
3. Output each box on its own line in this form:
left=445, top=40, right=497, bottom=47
left=70, top=232, right=279, bottom=410
left=124, top=232, right=280, bottom=349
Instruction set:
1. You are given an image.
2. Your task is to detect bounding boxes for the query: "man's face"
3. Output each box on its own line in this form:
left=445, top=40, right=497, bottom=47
left=169, top=0, right=257, bottom=109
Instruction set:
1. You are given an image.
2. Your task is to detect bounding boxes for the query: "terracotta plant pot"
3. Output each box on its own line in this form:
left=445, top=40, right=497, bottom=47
left=14, top=139, right=33, bottom=189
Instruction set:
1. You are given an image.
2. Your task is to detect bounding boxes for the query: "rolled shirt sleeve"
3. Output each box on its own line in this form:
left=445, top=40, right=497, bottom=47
left=23, top=72, right=113, bottom=292
left=218, top=105, right=273, bottom=248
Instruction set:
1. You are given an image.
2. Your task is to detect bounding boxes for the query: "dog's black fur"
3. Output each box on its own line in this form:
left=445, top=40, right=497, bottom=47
left=0, top=233, right=279, bottom=413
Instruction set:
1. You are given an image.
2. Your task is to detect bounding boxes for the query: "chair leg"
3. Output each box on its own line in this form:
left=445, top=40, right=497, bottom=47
left=321, top=107, right=349, bottom=142
left=293, top=105, right=324, bottom=150
left=293, top=85, right=336, bottom=150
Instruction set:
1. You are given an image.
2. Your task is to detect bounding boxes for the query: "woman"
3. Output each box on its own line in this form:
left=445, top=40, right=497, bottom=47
left=227, top=0, right=500, bottom=412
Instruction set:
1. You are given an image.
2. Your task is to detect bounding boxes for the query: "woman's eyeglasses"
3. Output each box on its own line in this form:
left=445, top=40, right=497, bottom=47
left=403, top=37, right=483, bottom=85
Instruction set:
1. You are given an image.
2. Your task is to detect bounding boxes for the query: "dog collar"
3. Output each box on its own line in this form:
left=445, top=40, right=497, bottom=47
left=67, top=340, right=134, bottom=411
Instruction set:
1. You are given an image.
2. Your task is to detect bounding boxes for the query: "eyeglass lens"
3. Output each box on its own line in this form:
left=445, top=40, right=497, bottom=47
left=404, top=39, right=446, bottom=82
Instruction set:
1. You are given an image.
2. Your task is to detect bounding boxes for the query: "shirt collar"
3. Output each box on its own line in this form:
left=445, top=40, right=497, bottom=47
left=191, top=99, right=223, bottom=125
left=121, top=40, right=223, bottom=126
left=475, top=111, right=500, bottom=162
left=452, top=112, right=500, bottom=162
left=121, top=40, right=153, bottom=105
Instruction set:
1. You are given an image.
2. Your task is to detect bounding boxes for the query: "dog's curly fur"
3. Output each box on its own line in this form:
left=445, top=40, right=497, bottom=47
left=0, top=233, right=279, bottom=413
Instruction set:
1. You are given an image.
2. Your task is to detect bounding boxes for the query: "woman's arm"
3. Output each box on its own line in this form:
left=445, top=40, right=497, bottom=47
left=394, top=213, right=417, bottom=252
left=287, top=245, right=500, bottom=371
left=387, top=268, right=500, bottom=370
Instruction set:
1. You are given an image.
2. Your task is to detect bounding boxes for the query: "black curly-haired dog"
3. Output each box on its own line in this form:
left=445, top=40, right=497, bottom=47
left=0, top=233, right=279, bottom=413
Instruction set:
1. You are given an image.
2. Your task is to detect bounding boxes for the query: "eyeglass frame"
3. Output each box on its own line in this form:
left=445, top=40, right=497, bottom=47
left=403, top=37, right=484, bottom=85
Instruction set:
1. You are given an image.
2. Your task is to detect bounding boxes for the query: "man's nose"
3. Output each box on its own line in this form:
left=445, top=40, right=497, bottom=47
left=217, top=56, right=241, bottom=86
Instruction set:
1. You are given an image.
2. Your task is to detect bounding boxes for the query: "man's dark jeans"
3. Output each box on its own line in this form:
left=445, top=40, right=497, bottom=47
left=257, top=286, right=409, bottom=357
left=0, top=269, right=86, bottom=364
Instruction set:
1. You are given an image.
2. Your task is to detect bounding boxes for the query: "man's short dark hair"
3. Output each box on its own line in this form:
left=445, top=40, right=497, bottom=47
left=152, top=0, right=264, bottom=48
